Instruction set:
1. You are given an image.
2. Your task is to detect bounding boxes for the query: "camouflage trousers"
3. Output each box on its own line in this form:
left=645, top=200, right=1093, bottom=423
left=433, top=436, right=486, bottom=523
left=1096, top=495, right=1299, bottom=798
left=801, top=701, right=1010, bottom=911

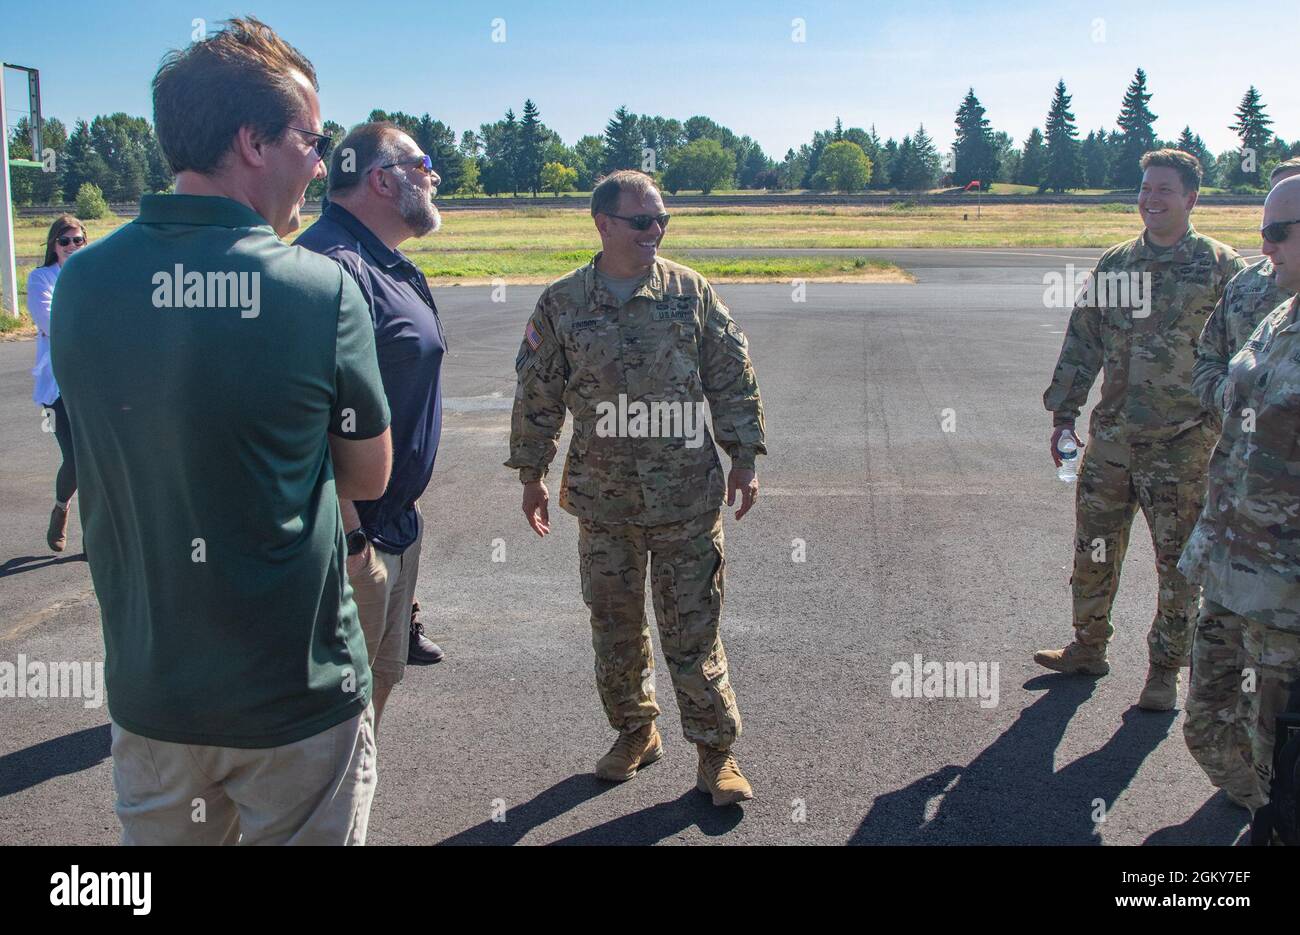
left=1070, top=428, right=1214, bottom=667
left=1241, top=615, right=1300, bottom=799
left=577, top=508, right=741, bottom=749
left=1185, top=601, right=1265, bottom=808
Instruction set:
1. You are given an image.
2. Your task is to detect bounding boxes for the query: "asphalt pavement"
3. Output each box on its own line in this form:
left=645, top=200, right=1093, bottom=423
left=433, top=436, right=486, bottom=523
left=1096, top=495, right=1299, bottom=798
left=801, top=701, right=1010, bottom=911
left=0, top=247, right=1252, bottom=845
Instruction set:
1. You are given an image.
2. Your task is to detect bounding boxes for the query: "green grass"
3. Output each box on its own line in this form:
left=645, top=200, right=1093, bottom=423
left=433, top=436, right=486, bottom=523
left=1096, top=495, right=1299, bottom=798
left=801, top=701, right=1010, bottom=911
left=0, top=304, right=33, bottom=335
left=414, top=203, right=1264, bottom=251
left=406, top=250, right=909, bottom=283
left=3, top=201, right=1265, bottom=312
left=11, top=203, right=1264, bottom=258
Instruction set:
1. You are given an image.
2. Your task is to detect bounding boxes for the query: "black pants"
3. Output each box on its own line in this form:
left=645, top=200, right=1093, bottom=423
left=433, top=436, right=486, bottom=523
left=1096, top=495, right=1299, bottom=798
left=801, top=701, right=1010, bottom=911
left=47, top=397, right=77, bottom=504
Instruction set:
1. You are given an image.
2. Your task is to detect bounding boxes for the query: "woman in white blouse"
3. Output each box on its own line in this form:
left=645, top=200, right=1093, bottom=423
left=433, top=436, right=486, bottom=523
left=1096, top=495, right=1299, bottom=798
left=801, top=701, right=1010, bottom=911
left=29, top=215, right=88, bottom=552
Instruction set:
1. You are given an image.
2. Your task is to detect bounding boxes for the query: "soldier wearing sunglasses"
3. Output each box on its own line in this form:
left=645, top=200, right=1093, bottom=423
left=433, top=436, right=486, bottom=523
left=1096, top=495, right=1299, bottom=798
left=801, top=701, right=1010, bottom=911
left=1183, top=156, right=1300, bottom=809
left=508, top=170, right=767, bottom=806
left=1179, top=175, right=1300, bottom=821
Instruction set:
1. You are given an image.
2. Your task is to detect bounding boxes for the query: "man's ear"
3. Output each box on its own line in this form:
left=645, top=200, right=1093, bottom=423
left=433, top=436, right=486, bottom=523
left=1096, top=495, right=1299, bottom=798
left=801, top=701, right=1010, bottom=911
left=367, top=167, right=395, bottom=199
left=232, top=125, right=269, bottom=168
left=593, top=213, right=608, bottom=237
left=1186, top=190, right=1199, bottom=213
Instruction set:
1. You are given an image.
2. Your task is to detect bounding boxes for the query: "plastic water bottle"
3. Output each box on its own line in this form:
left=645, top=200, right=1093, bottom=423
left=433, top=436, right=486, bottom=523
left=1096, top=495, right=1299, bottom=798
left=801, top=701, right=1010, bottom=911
left=1057, top=435, right=1081, bottom=483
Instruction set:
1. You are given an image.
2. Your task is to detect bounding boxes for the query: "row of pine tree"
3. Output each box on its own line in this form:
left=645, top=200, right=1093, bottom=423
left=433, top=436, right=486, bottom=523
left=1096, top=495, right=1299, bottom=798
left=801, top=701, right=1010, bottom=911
left=5, top=69, right=1292, bottom=204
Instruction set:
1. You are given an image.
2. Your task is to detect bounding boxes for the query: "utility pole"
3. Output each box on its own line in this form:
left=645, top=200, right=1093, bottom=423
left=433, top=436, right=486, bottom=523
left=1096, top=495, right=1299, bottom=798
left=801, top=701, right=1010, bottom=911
left=1, top=64, right=44, bottom=318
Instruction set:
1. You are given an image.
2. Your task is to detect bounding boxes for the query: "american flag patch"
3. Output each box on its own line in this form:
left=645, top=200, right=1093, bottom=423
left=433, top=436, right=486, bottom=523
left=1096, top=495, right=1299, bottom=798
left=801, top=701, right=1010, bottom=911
left=525, top=321, right=542, bottom=350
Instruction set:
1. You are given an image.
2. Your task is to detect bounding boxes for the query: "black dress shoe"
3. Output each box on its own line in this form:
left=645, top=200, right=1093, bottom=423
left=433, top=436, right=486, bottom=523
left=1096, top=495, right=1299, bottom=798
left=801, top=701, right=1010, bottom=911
left=408, top=601, right=444, bottom=664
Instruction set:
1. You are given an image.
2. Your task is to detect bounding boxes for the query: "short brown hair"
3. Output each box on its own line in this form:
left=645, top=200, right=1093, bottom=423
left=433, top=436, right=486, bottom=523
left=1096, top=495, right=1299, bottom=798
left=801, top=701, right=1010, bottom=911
left=1139, top=148, right=1202, bottom=193
left=43, top=215, right=85, bottom=268
left=327, top=122, right=407, bottom=196
left=591, top=170, right=658, bottom=217
left=152, top=16, right=318, bottom=175
left=1271, top=157, right=1300, bottom=183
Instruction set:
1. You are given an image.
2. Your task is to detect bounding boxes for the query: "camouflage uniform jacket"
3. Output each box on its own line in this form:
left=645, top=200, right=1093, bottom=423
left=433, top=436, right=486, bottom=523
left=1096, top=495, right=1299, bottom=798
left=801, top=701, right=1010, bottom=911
left=1180, top=297, right=1300, bottom=633
left=506, top=254, right=766, bottom=525
left=1043, top=227, right=1246, bottom=444
left=1192, top=257, right=1294, bottom=418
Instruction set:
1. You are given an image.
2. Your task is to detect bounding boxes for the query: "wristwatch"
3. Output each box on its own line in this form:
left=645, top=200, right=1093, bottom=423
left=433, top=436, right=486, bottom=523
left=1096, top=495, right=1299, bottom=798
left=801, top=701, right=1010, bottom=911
left=346, top=529, right=368, bottom=556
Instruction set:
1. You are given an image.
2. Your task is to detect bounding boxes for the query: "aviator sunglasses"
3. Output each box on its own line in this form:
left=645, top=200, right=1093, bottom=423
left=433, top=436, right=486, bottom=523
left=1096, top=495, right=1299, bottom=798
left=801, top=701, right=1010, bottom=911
left=1262, top=219, right=1300, bottom=244
left=57, top=235, right=86, bottom=247
left=379, top=154, right=437, bottom=176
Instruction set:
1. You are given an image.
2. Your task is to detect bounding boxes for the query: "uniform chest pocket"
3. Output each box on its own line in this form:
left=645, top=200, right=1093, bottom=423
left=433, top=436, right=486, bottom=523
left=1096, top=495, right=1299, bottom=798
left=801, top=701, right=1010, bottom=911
left=564, top=317, right=616, bottom=365
left=646, top=320, right=702, bottom=393
left=665, top=320, right=700, bottom=362
left=1242, top=379, right=1300, bottom=482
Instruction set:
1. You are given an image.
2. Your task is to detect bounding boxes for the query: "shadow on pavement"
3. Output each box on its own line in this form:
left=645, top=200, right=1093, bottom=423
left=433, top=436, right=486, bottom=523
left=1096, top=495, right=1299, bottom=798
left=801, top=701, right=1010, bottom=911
left=436, top=774, right=743, bottom=845
left=436, top=773, right=613, bottom=845
left=851, top=675, right=1183, bottom=844
left=0, top=553, right=87, bottom=579
left=0, top=723, right=110, bottom=798
left=1144, top=791, right=1250, bottom=845
left=549, top=790, right=743, bottom=845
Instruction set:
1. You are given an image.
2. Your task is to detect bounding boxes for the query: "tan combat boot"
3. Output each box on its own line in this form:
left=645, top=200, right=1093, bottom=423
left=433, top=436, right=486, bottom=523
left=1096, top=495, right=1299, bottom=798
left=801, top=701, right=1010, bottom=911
left=1033, top=641, right=1110, bottom=675
left=1137, top=664, right=1180, bottom=711
left=696, top=744, right=754, bottom=806
left=46, top=504, right=69, bottom=552
left=595, top=723, right=663, bottom=781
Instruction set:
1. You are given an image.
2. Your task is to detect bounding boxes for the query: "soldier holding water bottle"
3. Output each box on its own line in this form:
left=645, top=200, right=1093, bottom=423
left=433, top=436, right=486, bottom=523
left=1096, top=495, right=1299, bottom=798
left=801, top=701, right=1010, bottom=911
left=1036, top=149, right=1245, bottom=711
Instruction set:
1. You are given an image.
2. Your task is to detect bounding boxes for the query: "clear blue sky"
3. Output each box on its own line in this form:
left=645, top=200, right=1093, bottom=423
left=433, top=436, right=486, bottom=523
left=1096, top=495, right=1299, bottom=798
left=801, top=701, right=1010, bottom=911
left=2, top=0, right=1294, bottom=157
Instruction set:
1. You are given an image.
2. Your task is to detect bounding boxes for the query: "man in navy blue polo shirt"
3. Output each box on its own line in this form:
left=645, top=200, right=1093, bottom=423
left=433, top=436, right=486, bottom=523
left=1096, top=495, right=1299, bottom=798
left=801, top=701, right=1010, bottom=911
left=297, top=121, right=447, bottom=732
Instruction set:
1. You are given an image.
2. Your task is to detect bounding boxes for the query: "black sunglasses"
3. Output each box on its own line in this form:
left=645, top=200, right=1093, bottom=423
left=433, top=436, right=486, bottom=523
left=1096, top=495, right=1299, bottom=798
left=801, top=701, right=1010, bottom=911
left=57, top=235, right=86, bottom=247
left=286, top=125, right=333, bottom=161
left=606, top=212, right=670, bottom=231
left=1262, top=219, right=1300, bottom=245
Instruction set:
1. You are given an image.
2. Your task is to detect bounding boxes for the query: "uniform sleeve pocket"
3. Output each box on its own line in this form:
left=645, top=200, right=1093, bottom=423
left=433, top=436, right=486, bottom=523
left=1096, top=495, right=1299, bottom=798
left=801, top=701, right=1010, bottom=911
left=1043, top=363, right=1078, bottom=411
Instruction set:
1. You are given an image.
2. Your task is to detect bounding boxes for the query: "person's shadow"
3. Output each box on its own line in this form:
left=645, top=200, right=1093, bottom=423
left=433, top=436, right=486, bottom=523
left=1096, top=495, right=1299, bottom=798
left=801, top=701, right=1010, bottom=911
left=1144, top=791, right=1250, bottom=845
left=437, top=775, right=742, bottom=845
left=0, top=553, right=87, bottom=579
left=0, top=724, right=111, bottom=798
left=851, top=675, right=1210, bottom=844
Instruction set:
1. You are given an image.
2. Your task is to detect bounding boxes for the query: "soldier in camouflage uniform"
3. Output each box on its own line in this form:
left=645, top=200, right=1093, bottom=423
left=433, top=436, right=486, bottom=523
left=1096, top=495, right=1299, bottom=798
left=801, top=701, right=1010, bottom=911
left=506, top=170, right=766, bottom=806
left=1183, top=158, right=1300, bottom=808
left=1037, top=150, right=1246, bottom=711
left=1180, top=175, right=1300, bottom=817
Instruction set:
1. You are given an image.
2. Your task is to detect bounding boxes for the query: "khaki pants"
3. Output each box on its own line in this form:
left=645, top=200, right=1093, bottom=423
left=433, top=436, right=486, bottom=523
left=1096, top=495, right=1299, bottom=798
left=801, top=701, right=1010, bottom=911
left=349, top=506, right=424, bottom=695
left=1070, top=429, right=1213, bottom=667
left=578, top=509, right=741, bottom=750
left=1185, top=600, right=1264, bottom=807
left=111, top=706, right=377, bottom=845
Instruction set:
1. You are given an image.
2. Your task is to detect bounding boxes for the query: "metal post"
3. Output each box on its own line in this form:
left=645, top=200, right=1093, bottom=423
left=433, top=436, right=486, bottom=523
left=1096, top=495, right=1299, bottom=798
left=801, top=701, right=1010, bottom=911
left=28, top=67, right=42, bottom=157
left=1, top=68, right=18, bottom=318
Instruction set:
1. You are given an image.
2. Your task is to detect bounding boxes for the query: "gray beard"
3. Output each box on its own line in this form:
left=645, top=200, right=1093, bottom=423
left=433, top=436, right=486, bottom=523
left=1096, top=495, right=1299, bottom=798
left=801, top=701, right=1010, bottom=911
left=399, top=180, right=440, bottom=236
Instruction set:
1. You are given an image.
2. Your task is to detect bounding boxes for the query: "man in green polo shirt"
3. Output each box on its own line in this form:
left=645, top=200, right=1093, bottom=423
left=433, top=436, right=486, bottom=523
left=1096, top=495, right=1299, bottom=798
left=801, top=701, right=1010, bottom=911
left=50, top=18, right=392, bottom=845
